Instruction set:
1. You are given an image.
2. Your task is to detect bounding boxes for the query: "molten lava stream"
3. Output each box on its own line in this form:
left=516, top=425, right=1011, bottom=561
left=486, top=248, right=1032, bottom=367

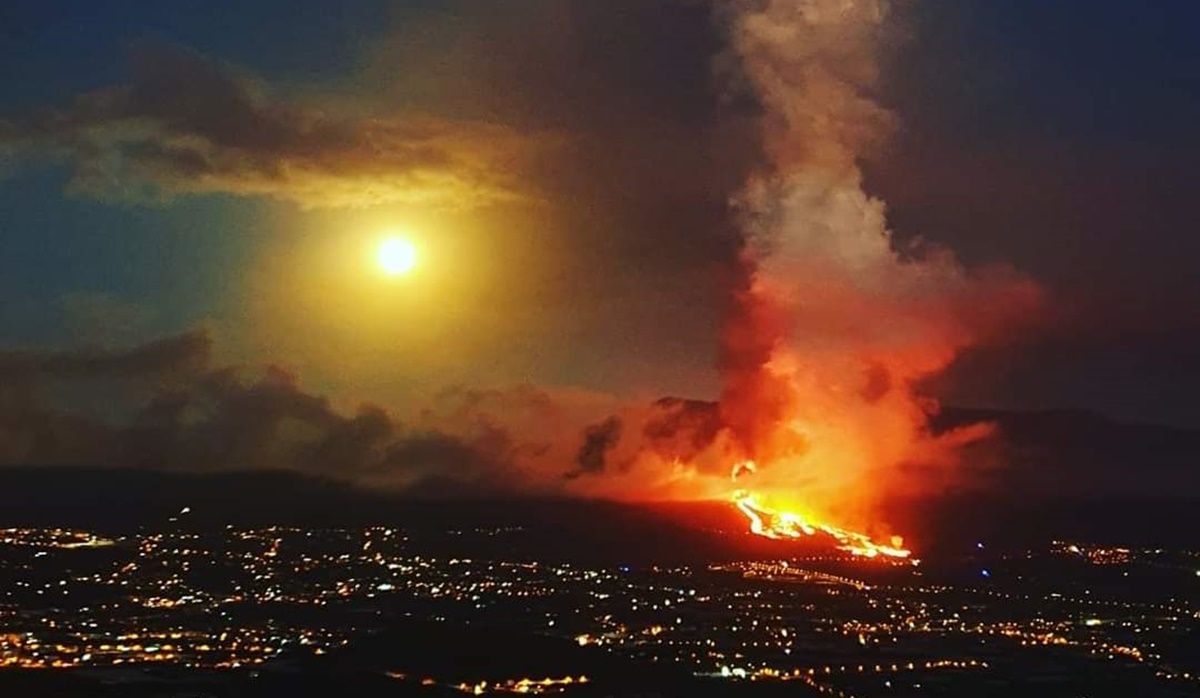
left=730, top=462, right=911, bottom=560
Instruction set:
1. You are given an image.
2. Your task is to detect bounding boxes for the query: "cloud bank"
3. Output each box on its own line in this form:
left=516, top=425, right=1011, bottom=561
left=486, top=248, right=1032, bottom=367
left=0, top=43, right=535, bottom=209
left=0, top=331, right=667, bottom=497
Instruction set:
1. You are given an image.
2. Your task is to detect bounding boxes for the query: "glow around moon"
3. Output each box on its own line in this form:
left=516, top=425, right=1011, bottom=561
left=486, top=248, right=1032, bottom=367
left=377, top=237, right=418, bottom=276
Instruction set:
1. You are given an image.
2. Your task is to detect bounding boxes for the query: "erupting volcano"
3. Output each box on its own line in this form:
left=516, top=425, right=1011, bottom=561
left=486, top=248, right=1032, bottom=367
left=700, top=0, right=1040, bottom=555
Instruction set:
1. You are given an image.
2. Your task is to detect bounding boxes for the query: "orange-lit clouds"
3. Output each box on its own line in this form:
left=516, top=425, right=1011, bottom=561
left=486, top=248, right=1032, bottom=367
left=708, top=0, right=1041, bottom=528
left=556, top=0, right=1042, bottom=536
left=0, top=43, right=537, bottom=209
left=0, top=2, right=1050, bottom=530
left=0, top=330, right=622, bottom=495
left=189, top=0, right=1042, bottom=528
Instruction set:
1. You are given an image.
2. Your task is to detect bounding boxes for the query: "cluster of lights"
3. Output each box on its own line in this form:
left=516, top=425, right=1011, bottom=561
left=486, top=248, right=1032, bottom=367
left=387, top=672, right=590, bottom=695
left=1, top=525, right=1197, bottom=692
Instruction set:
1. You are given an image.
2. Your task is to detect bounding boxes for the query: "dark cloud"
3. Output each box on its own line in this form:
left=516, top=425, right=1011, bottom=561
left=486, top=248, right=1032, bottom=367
left=863, top=0, right=1200, bottom=427
left=568, top=416, right=623, bottom=478
left=0, top=331, right=553, bottom=492
left=0, top=330, right=210, bottom=381
left=1, top=43, right=537, bottom=208
left=641, top=397, right=722, bottom=467
left=0, top=330, right=751, bottom=499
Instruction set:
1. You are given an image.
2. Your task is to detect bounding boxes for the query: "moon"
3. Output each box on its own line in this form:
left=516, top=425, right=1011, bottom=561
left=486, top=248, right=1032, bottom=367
left=377, top=237, right=418, bottom=276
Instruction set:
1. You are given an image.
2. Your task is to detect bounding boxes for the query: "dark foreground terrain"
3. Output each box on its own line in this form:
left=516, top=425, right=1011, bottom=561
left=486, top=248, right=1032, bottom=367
left=1, top=513, right=1198, bottom=697
left=1, top=408, right=1197, bottom=696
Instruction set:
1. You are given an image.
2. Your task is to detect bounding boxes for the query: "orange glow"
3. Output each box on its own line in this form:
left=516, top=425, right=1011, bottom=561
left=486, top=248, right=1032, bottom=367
left=730, top=461, right=911, bottom=559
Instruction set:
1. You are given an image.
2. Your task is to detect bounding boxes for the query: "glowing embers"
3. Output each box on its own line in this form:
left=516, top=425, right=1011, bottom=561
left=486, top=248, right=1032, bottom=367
left=730, top=461, right=911, bottom=560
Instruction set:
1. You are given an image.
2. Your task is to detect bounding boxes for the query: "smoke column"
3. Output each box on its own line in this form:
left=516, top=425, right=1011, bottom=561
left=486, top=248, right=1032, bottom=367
left=717, top=0, right=1040, bottom=531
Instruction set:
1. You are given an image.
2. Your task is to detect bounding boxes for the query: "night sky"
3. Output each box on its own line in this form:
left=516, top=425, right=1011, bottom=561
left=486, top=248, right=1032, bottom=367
left=1, top=0, right=1197, bottom=495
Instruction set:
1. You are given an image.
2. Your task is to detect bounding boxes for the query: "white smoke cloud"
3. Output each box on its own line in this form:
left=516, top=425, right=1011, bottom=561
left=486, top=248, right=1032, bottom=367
left=713, top=0, right=1041, bottom=527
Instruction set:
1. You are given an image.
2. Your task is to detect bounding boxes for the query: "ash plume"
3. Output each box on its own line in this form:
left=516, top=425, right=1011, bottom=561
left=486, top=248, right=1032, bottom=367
left=709, top=0, right=1040, bottom=526
left=568, top=416, right=623, bottom=478
left=0, top=3, right=1047, bottom=518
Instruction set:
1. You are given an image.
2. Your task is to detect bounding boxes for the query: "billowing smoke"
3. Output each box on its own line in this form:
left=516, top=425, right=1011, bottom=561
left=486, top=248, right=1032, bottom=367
left=0, top=2, right=1044, bottom=528
left=568, top=416, right=623, bottom=479
left=561, top=1, right=1041, bottom=524
left=709, top=0, right=1040, bottom=527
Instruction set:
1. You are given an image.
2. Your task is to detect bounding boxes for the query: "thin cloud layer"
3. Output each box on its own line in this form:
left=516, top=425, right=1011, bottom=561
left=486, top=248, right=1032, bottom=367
left=1, top=43, right=536, bottom=209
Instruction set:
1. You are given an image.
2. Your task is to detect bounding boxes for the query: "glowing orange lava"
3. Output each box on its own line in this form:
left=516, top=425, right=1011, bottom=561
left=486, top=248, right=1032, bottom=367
left=730, top=462, right=911, bottom=560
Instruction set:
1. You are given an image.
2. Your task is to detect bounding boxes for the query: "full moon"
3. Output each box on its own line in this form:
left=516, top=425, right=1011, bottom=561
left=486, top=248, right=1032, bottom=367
left=377, top=237, right=418, bottom=276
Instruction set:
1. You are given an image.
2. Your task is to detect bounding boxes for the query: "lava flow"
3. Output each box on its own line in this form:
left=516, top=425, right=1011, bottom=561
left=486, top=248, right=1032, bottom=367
left=731, top=462, right=911, bottom=560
